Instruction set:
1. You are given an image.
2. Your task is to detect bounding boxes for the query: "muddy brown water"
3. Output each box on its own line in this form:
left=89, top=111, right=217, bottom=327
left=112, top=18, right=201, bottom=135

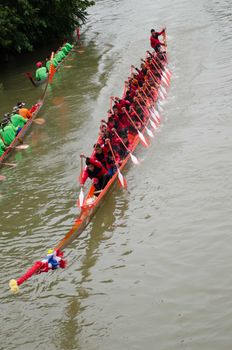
left=1, top=0, right=232, bottom=349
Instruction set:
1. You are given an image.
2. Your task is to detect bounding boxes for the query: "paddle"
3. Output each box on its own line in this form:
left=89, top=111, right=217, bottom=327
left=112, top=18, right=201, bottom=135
left=150, top=108, right=161, bottom=125
left=106, top=139, right=127, bottom=189
left=154, top=49, right=172, bottom=76
left=130, top=107, right=154, bottom=138
left=135, top=96, right=159, bottom=128
left=144, top=54, right=169, bottom=87
left=144, top=61, right=168, bottom=96
left=78, top=155, right=85, bottom=207
left=14, top=144, right=29, bottom=150
left=33, top=118, right=45, bottom=125
left=0, top=162, right=17, bottom=168
left=122, top=108, right=149, bottom=147
left=112, top=128, right=140, bottom=165
left=148, top=53, right=170, bottom=86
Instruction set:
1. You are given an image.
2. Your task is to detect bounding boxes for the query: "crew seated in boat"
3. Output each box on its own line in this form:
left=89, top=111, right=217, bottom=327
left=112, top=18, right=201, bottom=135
left=131, top=63, right=147, bottom=86
left=0, top=137, right=7, bottom=157
left=64, top=42, right=73, bottom=51
left=61, top=45, right=69, bottom=55
left=11, top=106, right=28, bottom=134
left=93, top=143, right=108, bottom=168
left=107, top=114, right=119, bottom=132
left=101, top=127, right=121, bottom=154
left=17, top=102, right=32, bottom=119
left=55, top=49, right=66, bottom=63
left=117, top=131, right=130, bottom=159
left=80, top=156, right=111, bottom=194
left=35, top=62, right=47, bottom=81
left=113, top=97, right=131, bottom=114
left=0, top=117, right=16, bottom=146
left=106, top=150, right=120, bottom=177
left=112, top=105, right=131, bottom=132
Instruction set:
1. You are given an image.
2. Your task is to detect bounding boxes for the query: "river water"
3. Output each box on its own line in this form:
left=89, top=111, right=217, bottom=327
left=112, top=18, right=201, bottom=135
left=1, top=0, right=232, bottom=349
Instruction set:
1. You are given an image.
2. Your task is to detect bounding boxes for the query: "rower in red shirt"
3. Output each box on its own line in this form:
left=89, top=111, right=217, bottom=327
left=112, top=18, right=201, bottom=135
left=150, top=28, right=166, bottom=53
left=113, top=97, right=131, bottom=114
left=80, top=156, right=111, bottom=193
left=93, top=143, right=108, bottom=168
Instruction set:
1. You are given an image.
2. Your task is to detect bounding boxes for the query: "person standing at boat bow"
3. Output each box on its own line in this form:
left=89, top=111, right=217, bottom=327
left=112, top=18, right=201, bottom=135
left=35, top=61, right=47, bottom=81
left=150, top=28, right=166, bottom=52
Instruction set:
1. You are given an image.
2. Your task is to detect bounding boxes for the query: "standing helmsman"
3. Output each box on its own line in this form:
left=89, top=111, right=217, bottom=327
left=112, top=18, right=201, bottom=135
left=150, top=28, right=166, bottom=52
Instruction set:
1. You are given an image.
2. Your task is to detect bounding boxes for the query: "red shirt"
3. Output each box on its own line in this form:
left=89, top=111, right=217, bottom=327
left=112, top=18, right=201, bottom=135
left=115, top=99, right=131, bottom=114
left=150, top=31, right=165, bottom=49
left=81, top=158, right=107, bottom=185
left=118, top=113, right=131, bottom=130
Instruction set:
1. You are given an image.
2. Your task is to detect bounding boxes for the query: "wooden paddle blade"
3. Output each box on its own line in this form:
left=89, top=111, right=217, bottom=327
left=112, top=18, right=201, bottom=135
left=151, top=110, right=160, bottom=124
left=160, top=85, right=167, bottom=96
left=146, top=127, right=154, bottom=138
left=34, top=118, right=45, bottom=125
left=161, top=76, right=169, bottom=87
left=153, top=109, right=161, bottom=119
left=15, top=145, right=29, bottom=150
left=164, top=66, right=172, bottom=76
left=117, top=169, right=127, bottom=189
left=159, top=90, right=165, bottom=100
left=138, top=131, right=149, bottom=147
left=130, top=153, right=140, bottom=165
left=150, top=119, right=158, bottom=130
left=1, top=162, right=17, bottom=168
left=78, top=188, right=84, bottom=207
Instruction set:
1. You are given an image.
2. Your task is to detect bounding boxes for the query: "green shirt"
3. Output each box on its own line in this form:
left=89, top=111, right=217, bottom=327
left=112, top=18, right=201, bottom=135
left=46, top=60, right=51, bottom=71
left=55, top=52, right=62, bottom=62
left=52, top=58, right=59, bottom=68
left=62, top=47, right=69, bottom=55
left=59, top=51, right=66, bottom=59
left=35, top=67, right=47, bottom=81
left=0, top=138, right=6, bottom=157
left=0, top=125, right=16, bottom=146
left=65, top=43, right=73, bottom=51
left=11, top=113, right=27, bottom=129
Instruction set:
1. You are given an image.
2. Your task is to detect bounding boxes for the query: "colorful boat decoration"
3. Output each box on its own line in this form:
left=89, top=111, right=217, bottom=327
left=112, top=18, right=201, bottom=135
left=9, top=32, right=172, bottom=293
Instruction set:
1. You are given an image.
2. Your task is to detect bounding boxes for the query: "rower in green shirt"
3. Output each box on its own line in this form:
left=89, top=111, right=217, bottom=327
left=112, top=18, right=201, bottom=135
left=52, top=57, right=59, bottom=68
left=55, top=50, right=65, bottom=62
left=35, top=62, right=48, bottom=81
left=0, top=121, right=16, bottom=146
left=11, top=106, right=28, bottom=131
left=0, top=138, right=6, bottom=157
left=61, top=46, right=69, bottom=55
left=65, top=42, right=73, bottom=51
left=59, top=50, right=66, bottom=60
left=55, top=52, right=62, bottom=63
